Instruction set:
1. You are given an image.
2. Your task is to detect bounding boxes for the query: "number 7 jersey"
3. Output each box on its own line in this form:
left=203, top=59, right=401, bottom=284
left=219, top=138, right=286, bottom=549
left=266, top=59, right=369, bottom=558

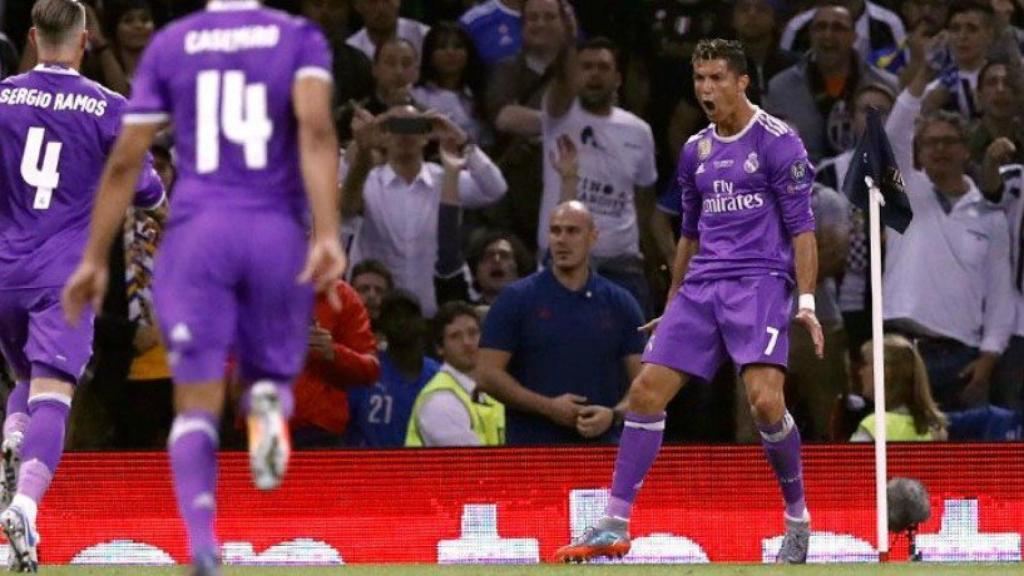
left=0, top=65, right=164, bottom=290
left=125, top=1, right=333, bottom=216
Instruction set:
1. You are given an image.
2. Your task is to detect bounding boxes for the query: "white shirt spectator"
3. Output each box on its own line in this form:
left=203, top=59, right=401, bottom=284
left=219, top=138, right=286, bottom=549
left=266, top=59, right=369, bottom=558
left=411, top=84, right=491, bottom=147
left=781, top=1, right=905, bottom=64
left=349, top=148, right=507, bottom=316
left=413, top=363, right=482, bottom=447
left=883, top=90, right=1015, bottom=353
left=540, top=100, right=657, bottom=259
left=995, top=164, right=1024, bottom=337
left=347, top=17, right=431, bottom=60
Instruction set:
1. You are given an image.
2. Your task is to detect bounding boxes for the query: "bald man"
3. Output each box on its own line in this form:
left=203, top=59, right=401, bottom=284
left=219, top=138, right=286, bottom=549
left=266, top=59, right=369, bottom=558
left=476, top=201, right=646, bottom=445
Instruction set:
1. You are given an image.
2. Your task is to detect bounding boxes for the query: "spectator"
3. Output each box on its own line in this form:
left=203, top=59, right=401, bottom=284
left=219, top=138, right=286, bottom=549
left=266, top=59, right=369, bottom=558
left=476, top=201, right=645, bottom=445
left=459, top=0, right=523, bottom=68
left=850, top=335, right=948, bottom=442
left=875, top=0, right=948, bottom=78
left=405, top=302, right=505, bottom=446
left=351, top=259, right=394, bottom=332
left=883, top=65, right=1016, bottom=410
left=780, top=0, right=905, bottom=67
left=435, top=201, right=534, bottom=308
left=346, top=290, right=440, bottom=447
left=0, top=32, right=16, bottom=80
left=299, top=0, right=375, bottom=135
left=412, top=22, right=491, bottom=147
left=783, top=183, right=851, bottom=441
left=115, top=139, right=175, bottom=448
left=542, top=37, right=659, bottom=316
left=292, top=281, right=380, bottom=448
left=337, top=36, right=420, bottom=142
left=968, top=59, right=1024, bottom=167
left=731, top=0, right=799, bottom=106
left=923, top=1, right=998, bottom=122
left=348, top=0, right=430, bottom=61
left=482, top=0, right=575, bottom=253
left=87, top=0, right=156, bottom=95
left=765, top=4, right=898, bottom=161
left=345, top=104, right=507, bottom=316
left=979, top=150, right=1024, bottom=411
left=815, top=83, right=895, bottom=360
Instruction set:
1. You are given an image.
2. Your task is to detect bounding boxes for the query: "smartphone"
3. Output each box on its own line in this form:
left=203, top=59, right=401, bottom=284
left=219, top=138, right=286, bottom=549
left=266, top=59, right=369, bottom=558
left=385, top=116, right=433, bottom=135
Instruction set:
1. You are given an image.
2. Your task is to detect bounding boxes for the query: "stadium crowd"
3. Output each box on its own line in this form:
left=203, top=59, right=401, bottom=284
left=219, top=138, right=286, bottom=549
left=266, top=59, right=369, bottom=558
left=1, top=0, right=1022, bottom=449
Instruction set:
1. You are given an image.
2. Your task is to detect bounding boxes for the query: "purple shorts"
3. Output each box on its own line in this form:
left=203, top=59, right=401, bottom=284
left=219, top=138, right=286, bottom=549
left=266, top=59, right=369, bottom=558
left=643, top=275, right=792, bottom=380
left=0, top=287, right=93, bottom=383
left=152, top=209, right=313, bottom=385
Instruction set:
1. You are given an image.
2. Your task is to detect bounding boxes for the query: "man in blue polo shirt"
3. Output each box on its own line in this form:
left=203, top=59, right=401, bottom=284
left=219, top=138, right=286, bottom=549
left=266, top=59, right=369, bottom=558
left=476, top=201, right=645, bottom=445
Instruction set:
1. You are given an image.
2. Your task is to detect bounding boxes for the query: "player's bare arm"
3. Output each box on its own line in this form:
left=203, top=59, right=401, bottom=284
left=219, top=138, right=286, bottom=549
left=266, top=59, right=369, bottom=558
left=792, top=231, right=824, bottom=358
left=63, top=122, right=164, bottom=323
left=294, top=74, right=347, bottom=305
left=476, top=348, right=585, bottom=429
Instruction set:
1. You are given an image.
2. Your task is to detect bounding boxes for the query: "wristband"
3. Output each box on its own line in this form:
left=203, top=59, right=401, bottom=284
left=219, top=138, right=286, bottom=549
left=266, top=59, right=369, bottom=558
left=798, top=293, right=816, bottom=312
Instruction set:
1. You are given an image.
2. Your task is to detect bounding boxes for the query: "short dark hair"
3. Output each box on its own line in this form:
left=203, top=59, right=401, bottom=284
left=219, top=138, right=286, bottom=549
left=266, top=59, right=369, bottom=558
left=579, top=36, right=622, bottom=73
left=432, top=301, right=479, bottom=347
left=947, top=0, right=995, bottom=28
left=977, top=56, right=1013, bottom=89
left=465, top=229, right=533, bottom=281
left=373, top=36, right=418, bottom=64
left=351, top=259, right=394, bottom=290
left=854, top=82, right=896, bottom=107
left=32, top=0, right=86, bottom=46
left=692, top=38, right=748, bottom=76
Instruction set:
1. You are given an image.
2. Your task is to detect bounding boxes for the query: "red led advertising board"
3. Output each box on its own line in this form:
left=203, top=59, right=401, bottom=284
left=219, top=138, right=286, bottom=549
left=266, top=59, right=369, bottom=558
left=26, top=444, right=1024, bottom=566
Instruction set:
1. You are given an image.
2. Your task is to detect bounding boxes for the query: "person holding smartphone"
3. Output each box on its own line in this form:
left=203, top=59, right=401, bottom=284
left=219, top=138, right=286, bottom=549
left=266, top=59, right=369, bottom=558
left=343, top=104, right=508, bottom=316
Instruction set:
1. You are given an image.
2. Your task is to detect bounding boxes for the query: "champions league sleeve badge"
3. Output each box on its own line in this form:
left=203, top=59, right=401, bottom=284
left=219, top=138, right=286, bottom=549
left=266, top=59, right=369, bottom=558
left=790, top=160, right=807, bottom=182
left=698, top=138, right=712, bottom=160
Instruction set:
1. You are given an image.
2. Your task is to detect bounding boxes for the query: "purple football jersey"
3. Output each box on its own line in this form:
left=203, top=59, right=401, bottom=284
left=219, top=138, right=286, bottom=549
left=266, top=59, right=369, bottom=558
left=677, top=108, right=816, bottom=284
left=0, top=65, right=164, bottom=290
left=125, top=1, right=333, bottom=217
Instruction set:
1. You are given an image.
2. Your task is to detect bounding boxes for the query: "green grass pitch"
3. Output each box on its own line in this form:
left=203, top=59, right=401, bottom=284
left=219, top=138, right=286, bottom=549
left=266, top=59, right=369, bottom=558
left=31, top=564, right=1024, bottom=575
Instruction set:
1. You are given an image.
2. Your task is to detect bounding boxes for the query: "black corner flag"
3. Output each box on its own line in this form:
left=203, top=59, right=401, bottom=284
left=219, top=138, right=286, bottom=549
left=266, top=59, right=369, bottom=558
left=842, top=108, right=913, bottom=233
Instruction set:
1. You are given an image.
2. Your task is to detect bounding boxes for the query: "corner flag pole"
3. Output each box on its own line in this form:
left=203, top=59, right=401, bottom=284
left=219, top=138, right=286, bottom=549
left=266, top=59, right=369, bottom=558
left=865, top=176, right=889, bottom=558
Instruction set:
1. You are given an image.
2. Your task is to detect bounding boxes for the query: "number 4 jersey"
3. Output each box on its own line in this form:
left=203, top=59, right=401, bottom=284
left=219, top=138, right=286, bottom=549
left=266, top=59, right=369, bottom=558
left=124, top=1, right=332, bottom=217
left=0, top=64, right=164, bottom=290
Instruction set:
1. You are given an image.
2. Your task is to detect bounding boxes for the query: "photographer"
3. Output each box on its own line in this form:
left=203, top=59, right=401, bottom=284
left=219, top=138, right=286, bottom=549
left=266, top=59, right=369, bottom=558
left=344, top=104, right=507, bottom=316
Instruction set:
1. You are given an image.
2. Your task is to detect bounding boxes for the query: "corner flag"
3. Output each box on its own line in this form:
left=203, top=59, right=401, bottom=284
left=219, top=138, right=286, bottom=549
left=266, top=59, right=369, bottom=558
left=842, top=108, right=913, bottom=233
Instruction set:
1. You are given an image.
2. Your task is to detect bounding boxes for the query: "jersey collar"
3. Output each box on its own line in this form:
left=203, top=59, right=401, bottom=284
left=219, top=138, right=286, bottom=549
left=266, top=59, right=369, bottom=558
left=33, top=63, right=80, bottom=76
left=208, top=0, right=261, bottom=11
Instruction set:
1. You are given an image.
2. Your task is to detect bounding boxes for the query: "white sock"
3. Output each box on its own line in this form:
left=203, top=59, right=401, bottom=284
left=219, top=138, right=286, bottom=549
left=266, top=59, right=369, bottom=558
left=10, top=494, right=37, bottom=525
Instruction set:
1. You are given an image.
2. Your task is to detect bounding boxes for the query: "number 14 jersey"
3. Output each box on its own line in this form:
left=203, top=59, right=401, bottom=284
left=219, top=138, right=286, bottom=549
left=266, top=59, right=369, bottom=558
left=125, top=1, right=332, bottom=217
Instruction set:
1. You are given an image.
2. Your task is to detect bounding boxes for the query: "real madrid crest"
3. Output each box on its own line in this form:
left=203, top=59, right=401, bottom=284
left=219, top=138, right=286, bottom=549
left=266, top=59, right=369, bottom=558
left=698, top=138, right=711, bottom=160
left=743, top=152, right=759, bottom=173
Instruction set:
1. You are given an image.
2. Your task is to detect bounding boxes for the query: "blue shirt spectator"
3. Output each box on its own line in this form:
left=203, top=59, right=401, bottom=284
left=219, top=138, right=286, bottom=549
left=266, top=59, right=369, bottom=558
left=347, top=352, right=440, bottom=447
left=480, top=263, right=645, bottom=445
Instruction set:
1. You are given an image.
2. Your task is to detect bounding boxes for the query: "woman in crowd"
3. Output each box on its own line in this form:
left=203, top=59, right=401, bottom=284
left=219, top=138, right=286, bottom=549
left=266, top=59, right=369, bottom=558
left=851, top=335, right=948, bottom=442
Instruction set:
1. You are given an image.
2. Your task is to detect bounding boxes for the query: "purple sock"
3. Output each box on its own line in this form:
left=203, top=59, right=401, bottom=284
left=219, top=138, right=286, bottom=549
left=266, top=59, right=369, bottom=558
left=16, top=396, right=71, bottom=503
left=757, top=412, right=807, bottom=519
left=240, top=381, right=294, bottom=419
left=606, top=412, right=666, bottom=521
left=169, top=410, right=220, bottom=560
left=4, top=381, right=30, bottom=440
